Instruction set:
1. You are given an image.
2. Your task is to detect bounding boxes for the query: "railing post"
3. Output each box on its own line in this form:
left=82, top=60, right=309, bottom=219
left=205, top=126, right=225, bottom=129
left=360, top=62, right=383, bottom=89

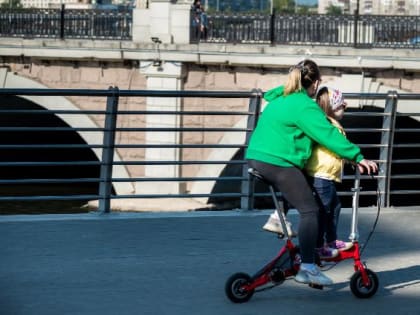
left=378, top=90, right=398, bottom=207
left=353, top=1, right=359, bottom=48
left=98, top=87, right=119, bottom=214
left=60, top=4, right=65, bottom=40
left=241, top=89, right=262, bottom=211
left=269, top=8, right=275, bottom=46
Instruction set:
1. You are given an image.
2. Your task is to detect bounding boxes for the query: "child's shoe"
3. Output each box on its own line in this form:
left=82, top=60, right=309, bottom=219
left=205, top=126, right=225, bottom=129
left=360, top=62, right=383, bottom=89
left=328, top=240, right=353, bottom=251
left=316, top=246, right=339, bottom=259
left=262, top=213, right=297, bottom=237
left=295, top=263, right=333, bottom=286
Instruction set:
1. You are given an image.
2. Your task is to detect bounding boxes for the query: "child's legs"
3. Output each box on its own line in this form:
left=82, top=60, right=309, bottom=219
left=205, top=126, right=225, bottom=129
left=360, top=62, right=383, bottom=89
left=312, top=178, right=339, bottom=244
left=248, top=160, right=320, bottom=264
left=326, top=193, right=341, bottom=243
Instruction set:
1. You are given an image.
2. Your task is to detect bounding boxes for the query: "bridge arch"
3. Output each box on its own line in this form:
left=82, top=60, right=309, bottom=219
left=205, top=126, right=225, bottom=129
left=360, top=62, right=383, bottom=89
left=0, top=69, right=134, bottom=195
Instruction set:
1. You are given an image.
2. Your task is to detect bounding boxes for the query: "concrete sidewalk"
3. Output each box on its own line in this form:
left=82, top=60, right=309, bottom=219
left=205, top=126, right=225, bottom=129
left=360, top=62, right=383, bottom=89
left=1, top=207, right=420, bottom=315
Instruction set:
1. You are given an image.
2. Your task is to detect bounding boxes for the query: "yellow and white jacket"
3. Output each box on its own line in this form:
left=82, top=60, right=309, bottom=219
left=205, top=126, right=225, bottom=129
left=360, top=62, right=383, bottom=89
left=305, top=117, right=345, bottom=183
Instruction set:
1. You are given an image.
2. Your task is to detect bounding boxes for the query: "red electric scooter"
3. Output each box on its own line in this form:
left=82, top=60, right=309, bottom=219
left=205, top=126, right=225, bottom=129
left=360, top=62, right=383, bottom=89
left=225, top=167, right=379, bottom=303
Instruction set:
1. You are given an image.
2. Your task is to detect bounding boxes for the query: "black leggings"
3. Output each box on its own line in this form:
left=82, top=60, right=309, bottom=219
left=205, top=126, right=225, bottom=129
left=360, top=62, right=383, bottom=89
left=248, top=160, right=320, bottom=264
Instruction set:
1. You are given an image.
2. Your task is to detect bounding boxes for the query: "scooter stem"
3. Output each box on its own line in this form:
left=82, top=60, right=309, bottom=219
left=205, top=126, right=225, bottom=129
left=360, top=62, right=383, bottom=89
left=269, top=185, right=290, bottom=239
left=349, top=168, right=361, bottom=241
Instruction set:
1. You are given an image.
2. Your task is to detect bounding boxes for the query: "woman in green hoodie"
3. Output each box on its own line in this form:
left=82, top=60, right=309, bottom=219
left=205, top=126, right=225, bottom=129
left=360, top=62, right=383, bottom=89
left=246, top=59, right=377, bottom=286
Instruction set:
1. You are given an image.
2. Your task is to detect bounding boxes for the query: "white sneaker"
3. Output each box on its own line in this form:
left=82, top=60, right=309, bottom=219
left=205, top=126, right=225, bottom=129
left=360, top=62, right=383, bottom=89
left=262, top=215, right=297, bottom=237
left=295, top=264, right=333, bottom=286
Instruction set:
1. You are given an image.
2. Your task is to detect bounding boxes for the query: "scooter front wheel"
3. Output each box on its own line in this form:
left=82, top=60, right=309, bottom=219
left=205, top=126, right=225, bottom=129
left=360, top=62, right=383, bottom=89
left=225, top=272, right=254, bottom=303
left=350, top=269, right=379, bottom=298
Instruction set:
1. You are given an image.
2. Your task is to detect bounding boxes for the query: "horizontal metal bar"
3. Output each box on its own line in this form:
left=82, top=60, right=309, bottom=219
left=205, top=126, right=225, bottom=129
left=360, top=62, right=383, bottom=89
left=0, top=88, right=258, bottom=98
left=390, top=190, right=420, bottom=194
left=114, top=127, right=252, bottom=132
left=338, top=191, right=382, bottom=196
left=0, top=178, right=100, bottom=184
left=394, top=128, right=420, bottom=132
left=0, top=127, right=105, bottom=132
left=112, top=192, right=246, bottom=199
left=392, top=143, right=420, bottom=148
left=342, top=93, right=390, bottom=99
left=109, top=175, right=385, bottom=183
left=345, top=128, right=388, bottom=132
left=0, top=144, right=104, bottom=149
left=113, top=144, right=248, bottom=148
left=0, top=144, right=246, bottom=150
left=0, top=109, right=253, bottom=116
left=114, top=160, right=246, bottom=165
left=392, top=159, right=420, bottom=163
left=342, top=175, right=386, bottom=180
left=253, top=190, right=382, bottom=197
left=0, top=88, right=118, bottom=97
left=111, top=176, right=246, bottom=182
left=358, top=144, right=388, bottom=148
left=0, top=110, right=108, bottom=114
left=0, top=161, right=101, bottom=166
left=390, top=174, right=420, bottom=179
left=344, top=112, right=390, bottom=117
left=0, top=195, right=99, bottom=201
left=116, top=110, right=253, bottom=116
left=0, top=127, right=251, bottom=132
left=396, top=113, right=420, bottom=117
left=397, top=94, right=420, bottom=100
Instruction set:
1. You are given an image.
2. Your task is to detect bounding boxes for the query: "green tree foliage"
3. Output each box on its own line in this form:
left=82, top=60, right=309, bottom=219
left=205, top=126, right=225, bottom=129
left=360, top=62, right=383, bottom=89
left=273, top=0, right=296, bottom=13
left=326, top=5, right=343, bottom=15
left=297, top=5, right=310, bottom=14
left=0, top=0, right=23, bottom=8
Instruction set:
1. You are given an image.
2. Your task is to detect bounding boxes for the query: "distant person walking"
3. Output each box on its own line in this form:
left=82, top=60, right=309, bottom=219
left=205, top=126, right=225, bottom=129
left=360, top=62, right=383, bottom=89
left=191, top=0, right=208, bottom=40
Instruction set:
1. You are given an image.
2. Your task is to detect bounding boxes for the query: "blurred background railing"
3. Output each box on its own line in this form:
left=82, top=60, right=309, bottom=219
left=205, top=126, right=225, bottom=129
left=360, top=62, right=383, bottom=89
left=0, top=7, right=418, bottom=48
left=0, top=6, right=132, bottom=40
left=191, top=12, right=420, bottom=48
left=0, top=88, right=419, bottom=215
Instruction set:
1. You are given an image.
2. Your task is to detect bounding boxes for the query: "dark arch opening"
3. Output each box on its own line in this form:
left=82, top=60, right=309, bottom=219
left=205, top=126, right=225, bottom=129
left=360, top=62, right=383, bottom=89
left=209, top=106, right=420, bottom=209
left=0, top=95, right=109, bottom=214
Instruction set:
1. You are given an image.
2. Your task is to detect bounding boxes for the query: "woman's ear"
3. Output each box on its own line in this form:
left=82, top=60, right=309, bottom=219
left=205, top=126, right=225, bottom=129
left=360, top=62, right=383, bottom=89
left=308, top=79, right=321, bottom=98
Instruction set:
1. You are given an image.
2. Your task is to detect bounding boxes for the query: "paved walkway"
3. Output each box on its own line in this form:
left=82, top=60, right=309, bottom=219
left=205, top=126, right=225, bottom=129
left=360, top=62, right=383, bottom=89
left=1, top=207, right=420, bottom=315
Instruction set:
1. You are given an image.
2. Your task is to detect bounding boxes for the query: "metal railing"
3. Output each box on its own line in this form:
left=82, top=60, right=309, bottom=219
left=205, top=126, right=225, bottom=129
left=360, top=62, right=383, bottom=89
left=0, top=88, right=419, bottom=214
left=0, top=8, right=418, bottom=48
left=192, top=12, right=420, bottom=48
left=0, top=6, right=132, bottom=40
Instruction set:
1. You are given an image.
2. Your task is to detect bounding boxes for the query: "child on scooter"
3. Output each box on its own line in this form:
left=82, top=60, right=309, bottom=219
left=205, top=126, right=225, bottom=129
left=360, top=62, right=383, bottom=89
left=263, top=87, right=354, bottom=259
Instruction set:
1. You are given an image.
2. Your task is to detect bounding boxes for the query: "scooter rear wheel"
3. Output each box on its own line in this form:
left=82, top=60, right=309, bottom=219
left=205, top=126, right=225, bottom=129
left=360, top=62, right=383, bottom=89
left=225, top=272, right=254, bottom=303
left=350, top=269, right=379, bottom=298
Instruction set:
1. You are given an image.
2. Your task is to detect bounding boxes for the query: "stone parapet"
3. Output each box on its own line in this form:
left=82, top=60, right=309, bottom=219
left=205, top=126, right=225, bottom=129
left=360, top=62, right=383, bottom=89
left=1, top=38, right=420, bottom=71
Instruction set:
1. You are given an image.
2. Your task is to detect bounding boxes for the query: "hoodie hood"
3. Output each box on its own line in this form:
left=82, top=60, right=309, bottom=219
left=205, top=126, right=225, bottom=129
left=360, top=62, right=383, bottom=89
left=263, top=85, right=285, bottom=102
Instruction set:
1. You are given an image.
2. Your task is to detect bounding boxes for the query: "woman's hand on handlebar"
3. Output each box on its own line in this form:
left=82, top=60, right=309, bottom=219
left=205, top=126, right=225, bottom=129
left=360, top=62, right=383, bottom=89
left=357, top=159, right=378, bottom=175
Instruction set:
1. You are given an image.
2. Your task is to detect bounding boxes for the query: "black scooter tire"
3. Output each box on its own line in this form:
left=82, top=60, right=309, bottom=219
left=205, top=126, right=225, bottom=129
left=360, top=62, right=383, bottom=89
left=225, top=272, right=254, bottom=303
left=350, top=269, right=379, bottom=298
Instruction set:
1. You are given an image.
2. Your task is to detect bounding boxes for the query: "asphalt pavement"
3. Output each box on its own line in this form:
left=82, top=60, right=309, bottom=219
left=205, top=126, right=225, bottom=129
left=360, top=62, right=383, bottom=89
left=1, top=207, right=420, bottom=315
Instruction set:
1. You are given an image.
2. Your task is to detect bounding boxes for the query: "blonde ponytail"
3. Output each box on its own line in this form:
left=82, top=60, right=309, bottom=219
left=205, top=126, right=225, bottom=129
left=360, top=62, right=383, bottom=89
left=316, top=87, right=330, bottom=114
left=284, top=68, right=302, bottom=96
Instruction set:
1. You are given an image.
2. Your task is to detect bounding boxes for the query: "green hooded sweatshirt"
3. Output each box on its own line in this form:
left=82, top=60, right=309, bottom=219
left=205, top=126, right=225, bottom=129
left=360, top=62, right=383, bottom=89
left=245, top=85, right=364, bottom=168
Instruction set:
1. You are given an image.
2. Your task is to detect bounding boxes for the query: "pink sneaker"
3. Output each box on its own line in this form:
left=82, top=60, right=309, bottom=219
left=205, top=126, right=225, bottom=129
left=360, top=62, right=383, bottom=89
left=316, top=246, right=338, bottom=259
left=328, top=240, right=353, bottom=251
